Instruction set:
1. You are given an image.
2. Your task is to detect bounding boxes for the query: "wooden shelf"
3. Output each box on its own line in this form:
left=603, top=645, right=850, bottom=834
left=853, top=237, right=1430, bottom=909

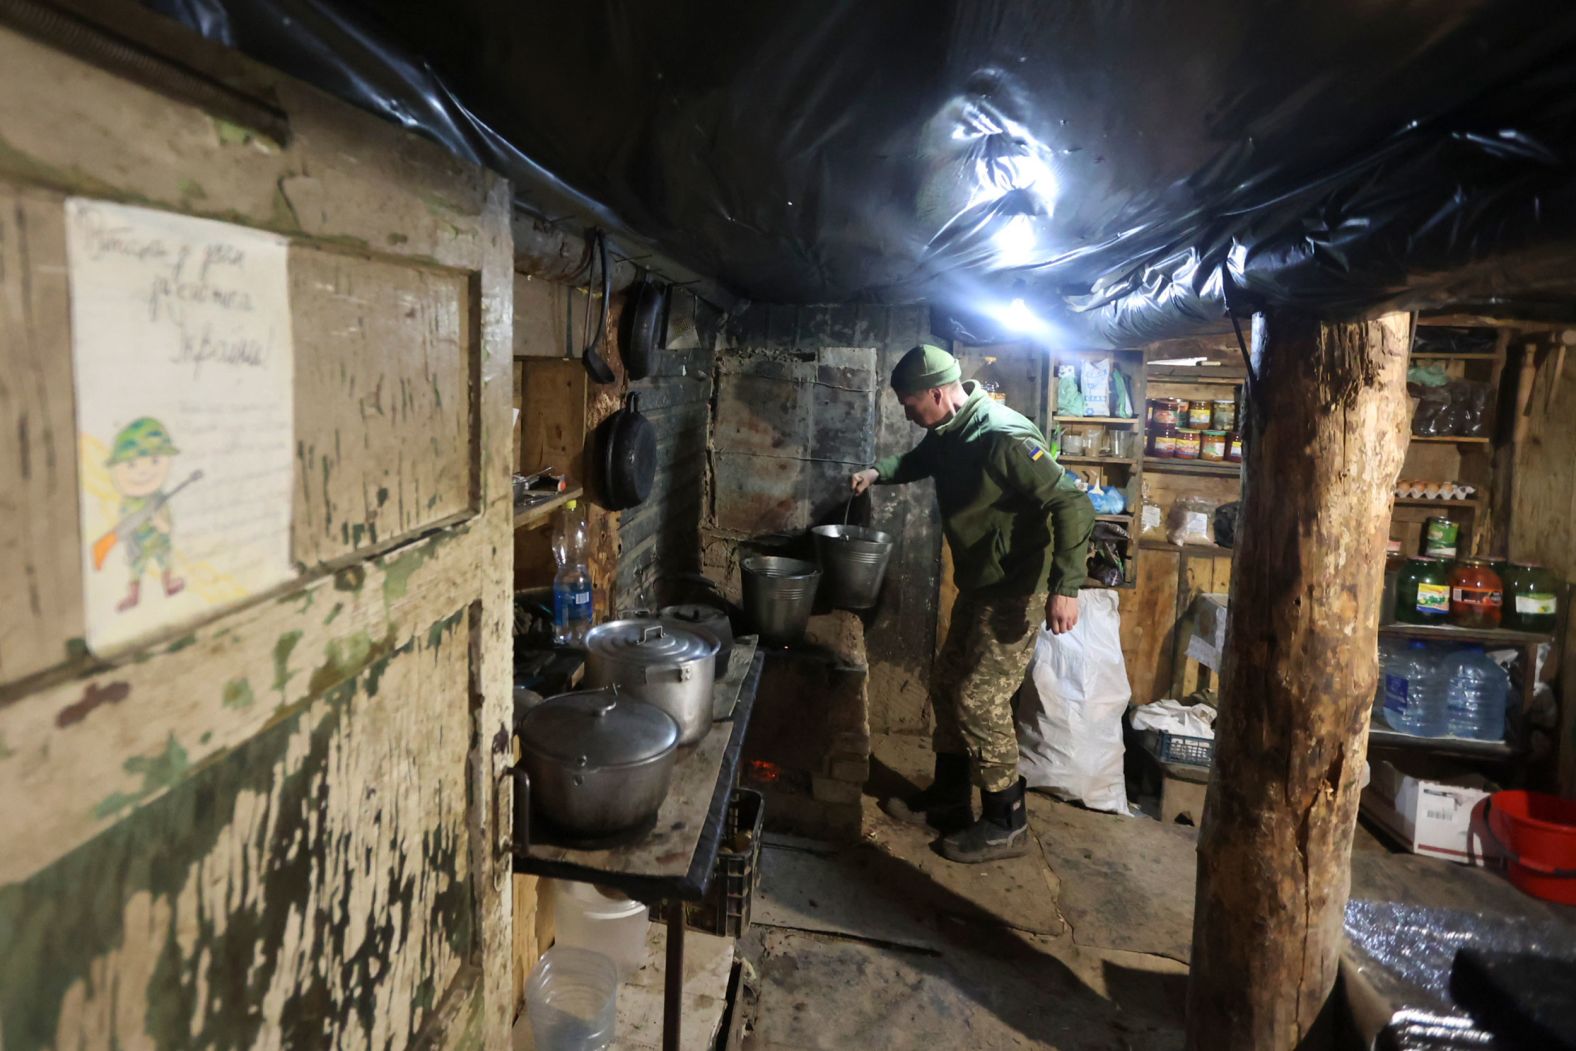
left=1409, top=351, right=1500, bottom=361
left=1146, top=368, right=1245, bottom=386
left=1053, top=415, right=1140, bottom=426
left=1139, top=540, right=1234, bottom=557
left=1380, top=620, right=1550, bottom=646
left=1368, top=725, right=1517, bottom=760
left=1095, top=513, right=1134, bottom=523
left=1057, top=455, right=1138, bottom=467
left=513, top=486, right=583, bottom=530
left=1142, top=458, right=1241, bottom=476
left=1409, top=435, right=1491, bottom=444
left=1392, top=497, right=1480, bottom=510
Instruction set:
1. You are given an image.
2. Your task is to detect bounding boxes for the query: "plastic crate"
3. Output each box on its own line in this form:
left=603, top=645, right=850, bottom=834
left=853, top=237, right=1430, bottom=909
left=1155, top=730, right=1214, bottom=767
left=683, top=788, right=765, bottom=938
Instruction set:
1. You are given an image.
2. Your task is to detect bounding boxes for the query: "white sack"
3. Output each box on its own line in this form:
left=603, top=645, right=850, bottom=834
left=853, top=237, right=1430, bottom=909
left=1129, top=698, right=1217, bottom=740
left=1016, top=589, right=1131, bottom=813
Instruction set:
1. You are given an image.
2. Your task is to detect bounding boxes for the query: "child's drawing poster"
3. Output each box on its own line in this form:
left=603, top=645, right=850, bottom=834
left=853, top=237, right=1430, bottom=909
left=66, top=199, right=295, bottom=654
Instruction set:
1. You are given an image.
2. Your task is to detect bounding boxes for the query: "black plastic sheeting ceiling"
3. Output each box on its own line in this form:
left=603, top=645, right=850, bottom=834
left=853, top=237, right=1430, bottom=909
left=149, top=0, right=1576, bottom=346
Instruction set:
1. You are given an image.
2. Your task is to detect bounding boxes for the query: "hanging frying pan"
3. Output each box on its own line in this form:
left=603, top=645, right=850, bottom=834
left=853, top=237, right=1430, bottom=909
left=622, top=278, right=668, bottom=381
left=599, top=392, right=657, bottom=510
left=581, top=231, right=615, bottom=384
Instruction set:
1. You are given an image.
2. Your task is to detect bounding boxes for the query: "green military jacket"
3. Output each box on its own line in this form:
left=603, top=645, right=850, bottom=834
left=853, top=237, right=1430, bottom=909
left=874, top=383, right=1095, bottom=598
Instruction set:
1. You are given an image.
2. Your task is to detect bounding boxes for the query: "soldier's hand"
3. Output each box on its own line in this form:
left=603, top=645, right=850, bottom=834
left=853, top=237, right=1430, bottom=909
left=850, top=469, right=878, bottom=495
left=1045, top=594, right=1079, bottom=635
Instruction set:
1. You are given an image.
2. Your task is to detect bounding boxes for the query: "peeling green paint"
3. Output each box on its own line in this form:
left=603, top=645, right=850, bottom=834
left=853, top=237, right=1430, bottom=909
left=350, top=522, right=368, bottom=548
left=200, top=731, right=213, bottom=745
left=291, top=590, right=317, bottom=614
left=64, top=637, right=89, bottom=662
left=426, top=609, right=466, bottom=652
left=0, top=666, right=475, bottom=1051
left=382, top=539, right=441, bottom=604
left=0, top=733, right=13, bottom=760
left=376, top=486, right=390, bottom=508
left=165, top=633, right=198, bottom=655
left=222, top=678, right=255, bottom=711
left=324, top=602, right=345, bottom=625
left=213, top=117, right=258, bottom=147
left=387, top=232, right=409, bottom=246
left=177, top=178, right=207, bottom=200
left=93, top=734, right=190, bottom=819
left=272, top=630, right=303, bottom=699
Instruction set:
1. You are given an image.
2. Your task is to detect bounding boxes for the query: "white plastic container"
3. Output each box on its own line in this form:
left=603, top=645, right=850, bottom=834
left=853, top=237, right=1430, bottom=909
left=550, top=880, right=650, bottom=980
left=526, top=946, right=617, bottom=1051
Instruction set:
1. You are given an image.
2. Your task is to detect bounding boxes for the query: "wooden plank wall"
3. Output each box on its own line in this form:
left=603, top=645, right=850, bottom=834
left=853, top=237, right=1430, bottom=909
left=0, top=17, right=516, bottom=1051
left=1510, top=338, right=1576, bottom=792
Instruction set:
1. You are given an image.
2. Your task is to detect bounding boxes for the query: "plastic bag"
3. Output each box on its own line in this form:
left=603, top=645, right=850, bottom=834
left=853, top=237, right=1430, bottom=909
left=1056, top=365, right=1085, bottom=416
left=1016, top=589, right=1131, bottom=814
left=1168, top=496, right=1214, bottom=546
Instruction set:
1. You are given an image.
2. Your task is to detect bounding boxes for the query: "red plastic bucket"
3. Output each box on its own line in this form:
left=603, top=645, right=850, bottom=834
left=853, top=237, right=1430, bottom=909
left=1485, top=790, right=1576, bottom=905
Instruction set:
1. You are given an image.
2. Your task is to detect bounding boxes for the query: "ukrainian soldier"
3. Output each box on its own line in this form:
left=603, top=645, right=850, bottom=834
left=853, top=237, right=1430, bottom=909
left=853, top=345, right=1094, bottom=863
left=98, top=417, right=188, bottom=612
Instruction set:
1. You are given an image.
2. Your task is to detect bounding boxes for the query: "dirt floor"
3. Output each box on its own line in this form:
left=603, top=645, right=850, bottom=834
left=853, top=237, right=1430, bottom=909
left=733, top=732, right=1573, bottom=1051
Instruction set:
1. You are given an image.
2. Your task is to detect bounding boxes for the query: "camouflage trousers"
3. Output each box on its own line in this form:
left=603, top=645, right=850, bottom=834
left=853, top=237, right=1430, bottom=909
left=932, top=590, right=1045, bottom=792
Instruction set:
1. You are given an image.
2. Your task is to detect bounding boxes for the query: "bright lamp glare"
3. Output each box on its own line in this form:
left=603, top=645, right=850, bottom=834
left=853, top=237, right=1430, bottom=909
left=985, top=296, right=1050, bottom=337
left=991, top=215, right=1039, bottom=266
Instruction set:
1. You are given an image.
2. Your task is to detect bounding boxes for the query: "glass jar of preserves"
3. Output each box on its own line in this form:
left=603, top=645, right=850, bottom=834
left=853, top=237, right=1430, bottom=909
left=1396, top=557, right=1452, bottom=624
left=1211, top=399, right=1237, bottom=431
left=1187, top=401, right=1213, bottom=428
left=1200, top=430, right=1227, bottom=461
left=1421, top=516, right=1459, bottom=559
left=1503, top=562, right=1559, bottom=633
left=1147, top=425, right=1176, bottom=458
left=1173, top=429, right=1202, bottom=459
left=1227, top=432, right=1243, bottom=462
left=1449, top=559, right=1504, bottom=629
left=1147, top=399, right=1184, bottom=428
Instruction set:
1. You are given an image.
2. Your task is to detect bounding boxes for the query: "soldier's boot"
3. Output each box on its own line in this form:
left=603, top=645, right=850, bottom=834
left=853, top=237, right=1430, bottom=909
left=881, top=753, right=972, bottom=832
left=940, top=776, right=1029, bottom=863
left=116, top=580, right=141, bottom=612
left=162, top=570, right=185, bottom=597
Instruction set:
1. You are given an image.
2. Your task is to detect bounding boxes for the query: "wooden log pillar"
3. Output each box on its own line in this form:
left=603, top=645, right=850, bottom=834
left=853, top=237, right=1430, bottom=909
left=1185, top=311, right=1412, bottom=1049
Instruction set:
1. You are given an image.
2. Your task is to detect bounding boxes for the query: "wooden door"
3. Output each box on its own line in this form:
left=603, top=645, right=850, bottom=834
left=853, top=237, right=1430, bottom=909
left=0, top=14, right=513, bottom=1050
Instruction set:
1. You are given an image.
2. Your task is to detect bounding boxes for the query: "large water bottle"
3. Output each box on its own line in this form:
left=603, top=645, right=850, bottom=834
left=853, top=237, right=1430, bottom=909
left=1382, top=640, right=1447, bottom=736
left=1442, top=644, right=1510, bottom=741
left=551, top=500, right=594, bottom=646
left=1373, top=637, right=1403, bottom=719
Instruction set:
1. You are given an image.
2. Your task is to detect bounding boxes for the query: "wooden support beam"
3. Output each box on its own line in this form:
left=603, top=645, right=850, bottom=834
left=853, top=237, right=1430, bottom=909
left=1185, top=311, right=1412, bottom=1050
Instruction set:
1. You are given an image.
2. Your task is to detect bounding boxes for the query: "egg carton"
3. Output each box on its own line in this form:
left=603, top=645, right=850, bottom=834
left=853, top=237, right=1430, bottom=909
left=1394, top=479, right=1476, bottom=501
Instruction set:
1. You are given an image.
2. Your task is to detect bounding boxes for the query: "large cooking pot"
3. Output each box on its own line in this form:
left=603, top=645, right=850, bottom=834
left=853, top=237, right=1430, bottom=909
left=659, top=603, right=734, bottom=676
left=517, top=686, right=679, bottom=836
left=585, top=619, right=719, bottom=745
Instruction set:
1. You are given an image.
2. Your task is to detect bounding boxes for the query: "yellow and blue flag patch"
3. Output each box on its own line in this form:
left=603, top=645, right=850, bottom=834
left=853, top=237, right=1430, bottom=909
left=1020, top=437, right=1046, bottom=462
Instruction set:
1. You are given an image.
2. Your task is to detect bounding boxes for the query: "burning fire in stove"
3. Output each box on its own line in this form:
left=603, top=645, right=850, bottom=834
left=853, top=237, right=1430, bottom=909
left=746, top=759, right=782, bottom=783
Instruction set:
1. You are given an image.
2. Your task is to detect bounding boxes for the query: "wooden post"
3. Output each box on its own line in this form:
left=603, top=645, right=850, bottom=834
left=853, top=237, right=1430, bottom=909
left=1185, top=311, right=1412, bottom=1049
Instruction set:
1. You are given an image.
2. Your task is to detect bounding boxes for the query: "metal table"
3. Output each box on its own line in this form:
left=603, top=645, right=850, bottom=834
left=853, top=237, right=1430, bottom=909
left=513, top=637, right=763, bottom=1051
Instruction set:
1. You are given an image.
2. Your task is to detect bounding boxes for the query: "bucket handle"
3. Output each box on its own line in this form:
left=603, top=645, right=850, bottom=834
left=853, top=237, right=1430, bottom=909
left=1479, top=797, right=1576, bottom=879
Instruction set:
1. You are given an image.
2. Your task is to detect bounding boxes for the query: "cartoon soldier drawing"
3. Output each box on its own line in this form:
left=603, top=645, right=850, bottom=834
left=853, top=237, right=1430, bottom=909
left=91, top=417, right=202, bottom=612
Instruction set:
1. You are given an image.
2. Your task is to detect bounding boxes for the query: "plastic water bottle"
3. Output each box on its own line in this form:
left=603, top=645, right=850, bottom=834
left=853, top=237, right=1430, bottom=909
left=1373, top=637, right=1403, bottom=718
left=551, top=500, right=594, bottom=646
left=1442, top=644, right=1510, bottom=741
left=1382, top=640, right=1447, bottom=736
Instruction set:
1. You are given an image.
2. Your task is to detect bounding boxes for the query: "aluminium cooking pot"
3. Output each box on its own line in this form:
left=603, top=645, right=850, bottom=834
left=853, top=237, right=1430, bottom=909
left=585, top=618, right=719, bottom=745
left=517, top=686, right=679, bottom=836
left=658, top=603, right=734, bottom=676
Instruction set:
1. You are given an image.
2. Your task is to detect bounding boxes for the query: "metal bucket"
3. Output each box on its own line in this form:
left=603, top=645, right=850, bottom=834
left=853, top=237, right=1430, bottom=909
left=810, top=525, right=894, bottom=609
left=741, top=556, right=821, bottom=645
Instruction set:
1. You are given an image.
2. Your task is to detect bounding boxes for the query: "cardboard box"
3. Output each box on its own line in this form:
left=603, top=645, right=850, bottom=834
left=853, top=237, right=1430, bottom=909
left=1360, top=760, right=1502, bottom=866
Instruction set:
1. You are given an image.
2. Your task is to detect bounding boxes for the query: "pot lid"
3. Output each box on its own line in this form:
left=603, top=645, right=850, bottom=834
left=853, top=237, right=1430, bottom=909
left=520, top=686, right=679, bottom=767
left=660, top=603, right=728, bottom=625
left=587, top=618, right=719, bottom=664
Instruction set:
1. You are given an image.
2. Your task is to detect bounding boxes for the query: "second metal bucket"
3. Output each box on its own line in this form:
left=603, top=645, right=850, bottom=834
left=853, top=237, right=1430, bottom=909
left=741, top=555, right=821, bottom=645
left=810, top=525, right=894, bottom=609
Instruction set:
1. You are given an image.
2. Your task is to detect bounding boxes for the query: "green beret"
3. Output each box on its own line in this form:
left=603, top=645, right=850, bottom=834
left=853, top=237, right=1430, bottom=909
left=890, top=344, right=961, bottom=393
left=106, top=417, right=179, bottom=465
